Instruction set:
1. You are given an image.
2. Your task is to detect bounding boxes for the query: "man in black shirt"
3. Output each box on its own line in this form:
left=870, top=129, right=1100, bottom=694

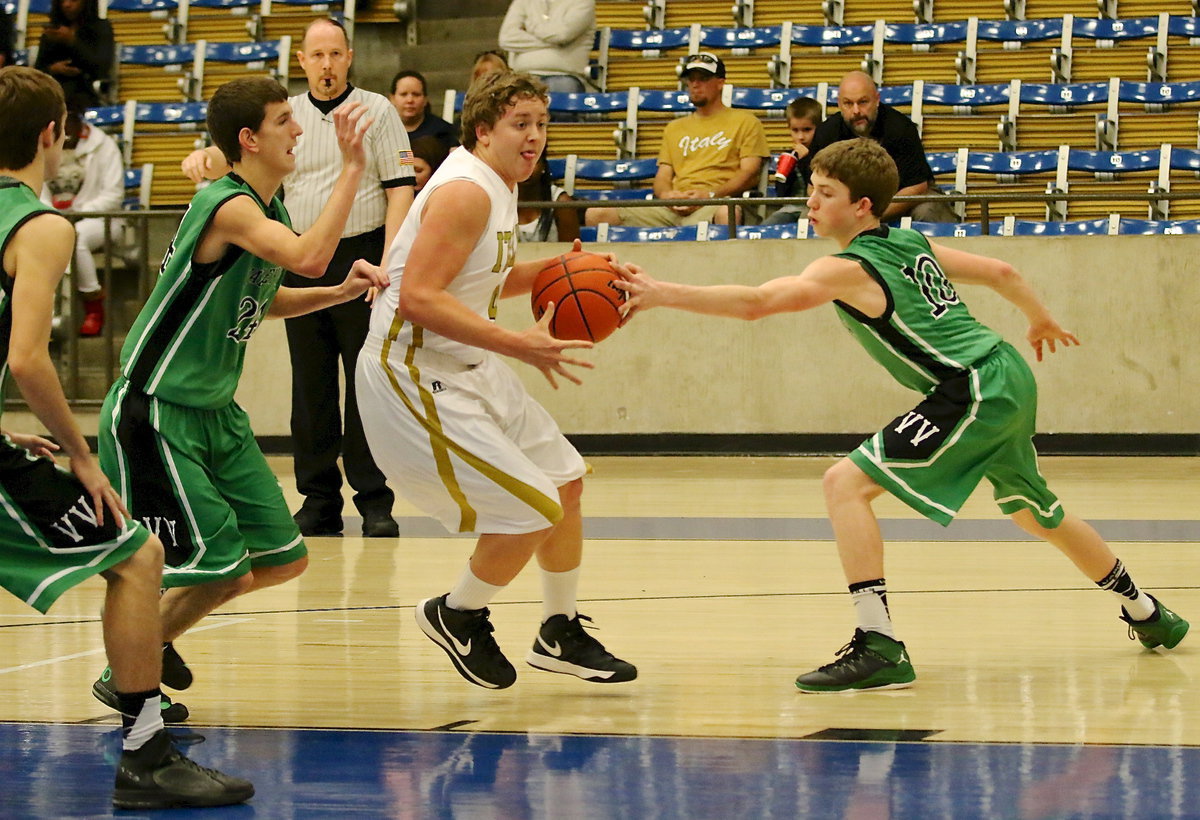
left=804, top=70, right=957, bottom=223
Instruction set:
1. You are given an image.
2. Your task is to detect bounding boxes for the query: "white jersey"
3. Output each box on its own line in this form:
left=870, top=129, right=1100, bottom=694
left=371, top=147, right=518, bottom=366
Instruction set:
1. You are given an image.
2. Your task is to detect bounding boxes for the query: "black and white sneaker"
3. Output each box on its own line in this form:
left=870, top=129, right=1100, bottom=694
left=92, top=669, right=190, bottom=723
left=415, top=595, right=517, bottom=689
left=114, top=728, right=254, bottom=809
left=526, top=614, right=637, bottom=683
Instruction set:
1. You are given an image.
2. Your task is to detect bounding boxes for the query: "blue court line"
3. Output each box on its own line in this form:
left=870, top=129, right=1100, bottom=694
left=2, top=723, right=1197, bottom=819
left=354, top=516, right=1200, bottom=542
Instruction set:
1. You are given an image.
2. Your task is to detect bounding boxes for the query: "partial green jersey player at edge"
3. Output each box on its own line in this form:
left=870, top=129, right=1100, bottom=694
left=0, top=65, right=253, bottom=810
left=95, top=76, right=389, bottom=721
left=615, top=137, right=1187, bottom=694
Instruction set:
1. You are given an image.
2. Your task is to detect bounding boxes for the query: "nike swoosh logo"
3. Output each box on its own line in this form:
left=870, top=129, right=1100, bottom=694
left=537, top=636, right=563, bottom=657
left=439, top=609, right=471, bottom=656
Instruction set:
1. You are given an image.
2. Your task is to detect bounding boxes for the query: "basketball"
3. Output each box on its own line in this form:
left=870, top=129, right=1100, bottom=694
left=530, top=252, right=626, bottom=342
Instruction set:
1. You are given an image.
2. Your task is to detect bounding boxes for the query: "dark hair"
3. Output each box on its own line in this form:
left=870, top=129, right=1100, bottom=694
left=410, top=134, right=449, bottom=172
left=390, top=69, right=427, bottom=96
left=0, top=66, right=65, bottom=170
left=786, top=96, right=822, bottom=124
left=207, top=77, right=289, bottom=165
left=460, top=71, right=547, bottom=151
left=49, top=0, right=101, bottom=26
left=809, top=138, right=899, bottom=218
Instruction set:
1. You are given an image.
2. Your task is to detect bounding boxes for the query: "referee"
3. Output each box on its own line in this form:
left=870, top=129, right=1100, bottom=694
left=183, top=17, right=414, bottom=538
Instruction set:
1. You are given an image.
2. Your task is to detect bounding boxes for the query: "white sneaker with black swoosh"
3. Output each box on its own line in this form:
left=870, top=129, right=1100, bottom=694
left=415, top=595, right=516, bottom=689
left=526, top=614, right=637, bottom=683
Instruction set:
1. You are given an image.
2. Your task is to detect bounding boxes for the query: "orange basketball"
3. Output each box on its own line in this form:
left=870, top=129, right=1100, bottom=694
left=530, top=252, right=625, bottom=342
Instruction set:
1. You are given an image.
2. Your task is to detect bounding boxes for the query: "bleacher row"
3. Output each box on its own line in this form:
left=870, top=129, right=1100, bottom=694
left=7, top=0, right=398, bottom=206
left=8, top=0, right=1200, bottom=235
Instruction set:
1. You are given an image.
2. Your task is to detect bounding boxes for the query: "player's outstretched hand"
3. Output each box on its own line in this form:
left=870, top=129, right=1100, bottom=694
left=333, top=101, right=372, bottom=170
left=69, top=453, right=128, bottom=528
left=1027, top=317, right=1080, bottom=362
left=518, top=303, right=594, bottom=388
left=611, top=264, right=661, bottom=324
left=5, top=431, right=59, bottom=459
left=341, top=258, right=390, bottom=303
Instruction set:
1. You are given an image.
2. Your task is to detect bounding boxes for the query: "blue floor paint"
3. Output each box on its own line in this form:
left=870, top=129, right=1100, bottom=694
left=3, top=722, right=1198, bottom=819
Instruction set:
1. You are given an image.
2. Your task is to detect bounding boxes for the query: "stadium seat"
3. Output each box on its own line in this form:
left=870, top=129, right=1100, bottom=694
left=114, top=42, right=198, bottom=102
left=582, top=223, right=730, bottom=242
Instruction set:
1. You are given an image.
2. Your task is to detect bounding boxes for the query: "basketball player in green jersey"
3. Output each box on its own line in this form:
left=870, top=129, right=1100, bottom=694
left=0, top=66, right=251, bottom=809
left=93, top=77, right=388, bottom=718
left=615, top=138, right=1188, bottom=693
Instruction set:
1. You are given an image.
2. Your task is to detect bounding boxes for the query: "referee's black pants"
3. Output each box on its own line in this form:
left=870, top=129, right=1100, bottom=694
left=284, top=227, right=393, bottom=517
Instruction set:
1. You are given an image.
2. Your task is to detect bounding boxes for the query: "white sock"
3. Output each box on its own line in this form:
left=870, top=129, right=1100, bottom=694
left=446, top=565, right=505, bottom=612
left=123, top=696, right=165, bottom=751
left=1097, top=559, right=1156, bottom=620
left=850, top=579, right=896, bottom=639
left=541, top=566, right=580, bottom=622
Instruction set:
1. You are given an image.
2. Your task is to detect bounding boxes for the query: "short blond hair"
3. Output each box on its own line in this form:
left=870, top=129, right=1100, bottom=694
left=460, top=72, right=548, bottom=151
left=809, top=138, right=899, bottom=217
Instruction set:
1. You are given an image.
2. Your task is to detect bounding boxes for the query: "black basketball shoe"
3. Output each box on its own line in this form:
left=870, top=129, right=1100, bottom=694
left=113, top=728, right=254, bottom=809
left=161, top=642, right=193, bottom=691
left=92, top=669, right=190, bottom=723
left=415, top=595, right=517, bottom=689
left=526, top=613, right=637, bottom=683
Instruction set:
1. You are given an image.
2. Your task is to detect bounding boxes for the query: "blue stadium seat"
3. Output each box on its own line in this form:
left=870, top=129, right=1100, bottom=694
left=637, top=89, right=693, bottom=113
left=1019, top=82, right=1109, bottom=107
left=1004, top=218, right=1109, bottom=236
left=571, top=188, right=654, bottom=201
left=85, top=104, right=128, bottom=128
left=548, top=91, right=628, bottom=115
left=922, top=83, right=1009, bottom=108
left=976, top=18, right=1064, bottom=45
left=907, top=221, right=985, bottom=237
left=134, top=100, right=207, bottom=124
left=106, top=0, right=177, bottom=10
left=965, top=149, right=1059, bottom=175
left=581, top=224, right=730, bottom=242
left=570, top=157, right=658, bottom=184
left=203, top=39, right=285, bottom=63
left=118, top=43, right=196, bottom=66
left=791, top=23, right=874, bottom=48
left=730, top=86, right=819, bottom=112
left=1114, top=218, right=1200, bottom=235
left=699, top=25, right=783, bottom=49
left=1166, top=16, right=1200, bottom=39
left=1065, top=149, right=1159, bottom=174
left=736, top=223, right=803, bottom=239
left=1071, top=16, right=1159, bottom=42
left=926, top=152, right=958, bottom=176
left=607, top=27, right=691, bottom=52
left=884, top=21, right=969, bottom=47
left=1117, top=80, right=1200, bottom=106
left=1169, top=148, right=1200, bottom=171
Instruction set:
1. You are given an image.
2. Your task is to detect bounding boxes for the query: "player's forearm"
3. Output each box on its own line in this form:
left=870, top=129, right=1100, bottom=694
left=654, top=280, right=768, bottom=320
left=402, top=287, right=524, bottom=354
left=268, top=285, right=353, bottom=318
left=985, top=266, right=1056, bottom=326
left=290, top=164, right=365, bottom=278
left=8, top=356, right=91, bottom=459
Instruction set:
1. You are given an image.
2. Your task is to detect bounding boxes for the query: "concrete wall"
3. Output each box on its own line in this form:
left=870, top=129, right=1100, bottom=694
left=235, top=235, right=1199, bottom=439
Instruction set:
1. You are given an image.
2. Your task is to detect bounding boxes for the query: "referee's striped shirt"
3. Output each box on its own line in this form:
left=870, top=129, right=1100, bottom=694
left=283, top=84, right=415, bottom=236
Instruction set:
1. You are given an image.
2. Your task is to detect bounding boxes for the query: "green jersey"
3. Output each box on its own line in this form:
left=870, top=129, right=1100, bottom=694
left=121, top=174, right=290, bottom=409
left=0, top=178, right=59, bottom=423
left=834, top=226, right=1002, bottom=393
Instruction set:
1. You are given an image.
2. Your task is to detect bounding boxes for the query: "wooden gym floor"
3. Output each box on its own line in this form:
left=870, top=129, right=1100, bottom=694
left=0, top=455, right=1197, bottom=817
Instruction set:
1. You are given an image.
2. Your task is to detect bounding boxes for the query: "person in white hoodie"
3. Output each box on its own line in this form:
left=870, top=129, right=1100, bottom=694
left=42, top=96, right=124, bottom=336
left=498, top=0, right=594, bottom=94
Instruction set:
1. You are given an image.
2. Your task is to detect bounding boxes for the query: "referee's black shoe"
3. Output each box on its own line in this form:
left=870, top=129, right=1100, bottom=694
left=114, top=728, right=254, bottom=810
left=93, top=669, right=190, bottom=723
left=293, top=505, right=343, bottom=536
left=362, top=510, right=399, bottom=538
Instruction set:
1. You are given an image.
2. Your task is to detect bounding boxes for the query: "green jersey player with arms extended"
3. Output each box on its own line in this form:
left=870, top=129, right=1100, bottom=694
left=616, top=137, right=1187, bottom=693
left=92, top=76, right=388, bottom=718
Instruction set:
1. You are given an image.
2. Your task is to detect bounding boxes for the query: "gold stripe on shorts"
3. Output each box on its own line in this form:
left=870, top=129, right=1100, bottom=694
left=380, top=315, right=563, bottom=532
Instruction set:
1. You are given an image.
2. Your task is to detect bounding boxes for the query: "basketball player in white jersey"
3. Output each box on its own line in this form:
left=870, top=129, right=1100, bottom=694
left=356, top=72, right=636, bottom=690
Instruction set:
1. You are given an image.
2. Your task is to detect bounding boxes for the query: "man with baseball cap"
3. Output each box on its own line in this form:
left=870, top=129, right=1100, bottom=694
left=585, top=51, right=768, bottom=228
